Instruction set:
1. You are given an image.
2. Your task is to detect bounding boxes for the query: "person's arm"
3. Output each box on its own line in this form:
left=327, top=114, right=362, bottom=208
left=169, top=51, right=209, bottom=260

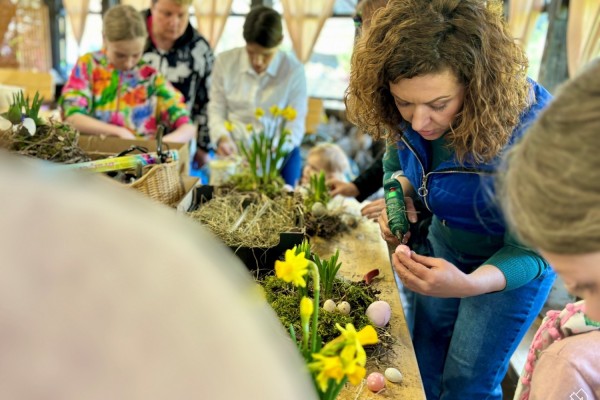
left=65, top=114, right=136, bottom=139
left=282, top=63, right=308, bottom=149
left=207, top=55, right=231, bottom=149
left=382, top=141, right=403, bottom=181
left=353, top=156, right=383, bottom=201
left=154, top=74, right=195, bottom=143
left=191, top=39, right=214, bottom=148
left=480, top=231, right=550, bottom=292
left=391, top=232, right=549, bottom=298
left=163, top=124, right=196, bottom=143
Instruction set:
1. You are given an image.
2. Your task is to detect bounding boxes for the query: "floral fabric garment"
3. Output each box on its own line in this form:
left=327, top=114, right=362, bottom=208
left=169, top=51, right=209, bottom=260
left=60, top=51, right=190, bottom=138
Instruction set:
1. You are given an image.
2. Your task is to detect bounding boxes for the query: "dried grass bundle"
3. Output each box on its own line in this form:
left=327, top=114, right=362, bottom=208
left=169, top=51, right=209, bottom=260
left=0, top=118, right=89, bottom=164
left=188, top=191, right=303, bottom=248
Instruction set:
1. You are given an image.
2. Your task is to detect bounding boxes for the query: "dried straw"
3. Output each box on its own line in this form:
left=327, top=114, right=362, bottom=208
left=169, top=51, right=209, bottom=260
left=0, top=118, right=89, bottom=164
left=188, top=191, right=302, bottom=248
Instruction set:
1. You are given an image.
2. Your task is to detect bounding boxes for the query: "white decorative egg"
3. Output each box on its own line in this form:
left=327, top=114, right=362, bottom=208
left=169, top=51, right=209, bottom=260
left=337, top=301, right=351, bottom=315
left=385, top=367, right=403, bottom=383
left=323, top=299, right=336, bottom=312
left=311, top=202, right=327, bottom=217
left=366, top=300, right=391, bottom=327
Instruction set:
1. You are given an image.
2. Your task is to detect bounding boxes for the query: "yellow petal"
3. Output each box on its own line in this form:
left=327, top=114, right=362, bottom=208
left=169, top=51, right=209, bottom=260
left=270, top=105, right=281, bottom=116
left=357, top=325, right=379, bottom=346
left=300, top=296, right=314, bottom=321
left=345, top=363, right=366, bottom=386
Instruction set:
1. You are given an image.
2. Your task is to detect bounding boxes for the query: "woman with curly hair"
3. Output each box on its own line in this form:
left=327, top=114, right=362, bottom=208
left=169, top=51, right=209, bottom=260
left=345, top=0, right=556, bottom=398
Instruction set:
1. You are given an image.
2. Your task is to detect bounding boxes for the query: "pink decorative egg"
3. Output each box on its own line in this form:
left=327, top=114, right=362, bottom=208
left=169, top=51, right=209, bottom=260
left=395, top=244, right=411, bottom=257
left=367, top=372, right=386, bottom=392
left=366, top=300, right=391, bottom=327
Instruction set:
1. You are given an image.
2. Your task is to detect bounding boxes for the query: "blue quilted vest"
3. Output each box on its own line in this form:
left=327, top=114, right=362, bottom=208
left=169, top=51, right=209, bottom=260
left=395, top=80, right=552, bottom=235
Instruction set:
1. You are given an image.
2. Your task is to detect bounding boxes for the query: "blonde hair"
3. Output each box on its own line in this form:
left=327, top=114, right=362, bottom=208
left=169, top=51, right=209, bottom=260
left=308, top=143, right=351, bottom=178
left=501, top=59, right=600, bottom=254
left=103, top=4, right=147, bottom=42
left=346, top=0, right=530, bottom=164
left=152, top=0, right=193, bottom=6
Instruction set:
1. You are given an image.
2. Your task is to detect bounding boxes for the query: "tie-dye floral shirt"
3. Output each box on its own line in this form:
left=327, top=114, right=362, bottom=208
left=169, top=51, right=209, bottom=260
left=60, top=50, right=191, bottom=138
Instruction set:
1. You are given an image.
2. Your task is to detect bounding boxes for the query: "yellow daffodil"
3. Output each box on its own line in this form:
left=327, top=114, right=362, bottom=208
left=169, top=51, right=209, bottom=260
left=245, top=123, right=254, bottom=132
left=321, top=323, right=378, bottom=363
left=269, top=105, right=281, bottom=117
left=224, top=120, right=234, bottom=132
left=254, top=107, right=265, bottom=119
left=338, top=323, right=379, bottom=348
left=342, top=359, right=366, bottom=386
left=275, top=248, right=309, bottom=287
left=281, top=106, right=297, bottom=121
left=308, top=354, right=345, bottom=392
left=300, top=296, right=314, bottom=324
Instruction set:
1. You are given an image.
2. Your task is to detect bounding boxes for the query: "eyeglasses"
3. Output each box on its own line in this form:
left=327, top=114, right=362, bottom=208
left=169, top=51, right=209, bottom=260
left=353, top=13, right=362, bottom=29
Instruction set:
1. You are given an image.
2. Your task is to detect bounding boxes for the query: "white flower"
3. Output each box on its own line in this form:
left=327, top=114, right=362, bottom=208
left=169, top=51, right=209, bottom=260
left=22, top=118, right=36, bottom=136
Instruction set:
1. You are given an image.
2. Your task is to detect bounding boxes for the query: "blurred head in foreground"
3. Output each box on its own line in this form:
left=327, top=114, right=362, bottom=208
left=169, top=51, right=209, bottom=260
left=501, top=59, right=600, bottom=321
left=0, top=152, right=316, bottom=400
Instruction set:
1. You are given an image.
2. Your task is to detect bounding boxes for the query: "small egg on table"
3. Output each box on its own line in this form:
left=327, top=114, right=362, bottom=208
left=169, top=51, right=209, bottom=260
left=367, top=372, right=386, bottom=392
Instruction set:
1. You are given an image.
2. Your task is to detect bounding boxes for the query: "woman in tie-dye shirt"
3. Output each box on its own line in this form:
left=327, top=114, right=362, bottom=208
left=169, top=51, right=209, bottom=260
left=59, top=4, right=195, bottom=143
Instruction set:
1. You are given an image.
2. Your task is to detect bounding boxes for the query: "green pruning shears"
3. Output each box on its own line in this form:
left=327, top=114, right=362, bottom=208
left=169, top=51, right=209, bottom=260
left=383, top=177, right=410, bottom=241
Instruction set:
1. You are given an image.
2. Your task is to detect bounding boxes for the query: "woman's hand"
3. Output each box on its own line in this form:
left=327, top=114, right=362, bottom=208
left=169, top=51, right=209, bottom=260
left=216, top=136, right=237, bottom=157
left=392, top=245, right=475, bottom=297
left=392, top=245, right=506, bottom=297
left=378, top=196, right=418, bottom=245
left=328, top=180, right=360, bottom=197
left=361, top=198, right=385, bottom=220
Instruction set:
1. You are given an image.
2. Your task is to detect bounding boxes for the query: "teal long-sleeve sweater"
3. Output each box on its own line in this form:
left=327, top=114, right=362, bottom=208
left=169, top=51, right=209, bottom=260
left=384, top=135, right=549, bottom=291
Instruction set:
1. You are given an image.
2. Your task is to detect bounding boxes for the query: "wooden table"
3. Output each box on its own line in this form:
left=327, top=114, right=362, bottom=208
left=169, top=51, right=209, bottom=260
left=311, top=219, right=426, bottom=400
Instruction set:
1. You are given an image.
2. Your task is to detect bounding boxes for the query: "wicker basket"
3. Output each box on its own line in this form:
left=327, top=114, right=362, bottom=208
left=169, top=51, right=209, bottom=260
left=130, top=160, right=185, bottom=206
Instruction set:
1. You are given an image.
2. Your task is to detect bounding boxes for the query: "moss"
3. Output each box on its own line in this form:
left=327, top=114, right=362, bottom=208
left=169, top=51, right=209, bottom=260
left=260, top=274, right=379, bottom=344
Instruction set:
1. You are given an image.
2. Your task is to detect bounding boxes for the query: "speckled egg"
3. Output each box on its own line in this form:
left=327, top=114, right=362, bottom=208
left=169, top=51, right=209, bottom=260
left=323, top=299, right=336, bottom=312
left=384, top=367, right=403, bottom=383
left=367, top=372, right=386, bottom=392
left=366, top=300, right=391, bottom=327
left=337, top=301, right=351, bottom=315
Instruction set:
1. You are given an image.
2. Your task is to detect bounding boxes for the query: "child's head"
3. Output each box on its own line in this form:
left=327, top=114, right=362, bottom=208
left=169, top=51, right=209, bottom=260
left=502, top=59, right=600, bottom=320
left=302, top=143, right=351, bottom=186
left=103, top=5, right=148, bottom=71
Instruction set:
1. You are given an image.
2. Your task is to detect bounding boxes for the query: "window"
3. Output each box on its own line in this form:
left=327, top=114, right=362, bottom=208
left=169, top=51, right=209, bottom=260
left=64, top=0, right=103, bottom=74
left=213, top=0, right=358, bottom=100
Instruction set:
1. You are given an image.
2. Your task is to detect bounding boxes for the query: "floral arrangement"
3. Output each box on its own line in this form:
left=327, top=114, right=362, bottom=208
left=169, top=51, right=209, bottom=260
left=227, top=105, right=296, bottom=195
left=0, top=91, right=88, bottom=164
left=274, top=240, right=378, bottom=399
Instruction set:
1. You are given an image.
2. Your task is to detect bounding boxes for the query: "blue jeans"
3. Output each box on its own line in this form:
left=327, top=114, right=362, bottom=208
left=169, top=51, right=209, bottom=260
left=413, top=224, right=556, bottom=400
left=280, top=146, right=301, bottom=187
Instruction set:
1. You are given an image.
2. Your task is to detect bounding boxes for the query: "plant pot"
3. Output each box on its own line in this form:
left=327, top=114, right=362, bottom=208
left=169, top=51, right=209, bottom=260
left=187, top=185, right=305, bottom=273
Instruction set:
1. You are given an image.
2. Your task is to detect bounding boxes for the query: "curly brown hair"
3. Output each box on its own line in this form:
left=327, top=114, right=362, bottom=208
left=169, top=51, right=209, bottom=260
left=345, top=0, right=530, bottom=163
